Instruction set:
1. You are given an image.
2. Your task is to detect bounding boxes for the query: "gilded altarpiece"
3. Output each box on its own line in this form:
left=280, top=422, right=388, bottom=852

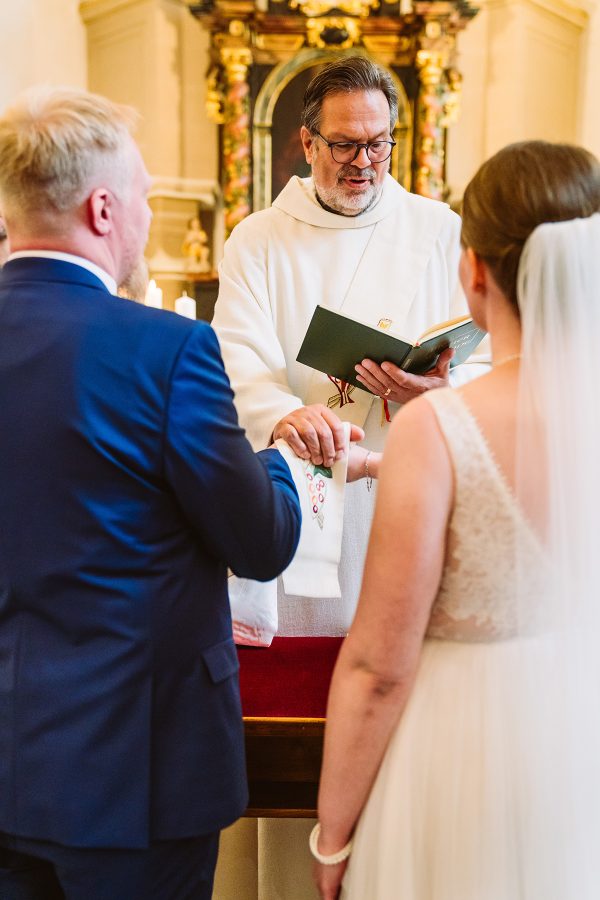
left=187, top=0, right=477, bottom=237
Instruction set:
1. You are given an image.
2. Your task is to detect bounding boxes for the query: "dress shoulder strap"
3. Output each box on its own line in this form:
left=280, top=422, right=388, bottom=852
left=422, top=387, right=508, bottom=495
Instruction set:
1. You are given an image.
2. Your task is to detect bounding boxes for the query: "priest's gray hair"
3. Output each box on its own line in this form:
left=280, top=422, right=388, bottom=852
left=301, top=56, right=398, bottom=136
left=0, top=86, right=138, bottom=222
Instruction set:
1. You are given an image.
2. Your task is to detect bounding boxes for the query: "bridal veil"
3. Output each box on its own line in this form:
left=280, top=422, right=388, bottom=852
left=513, top=212, right=600, bottom=896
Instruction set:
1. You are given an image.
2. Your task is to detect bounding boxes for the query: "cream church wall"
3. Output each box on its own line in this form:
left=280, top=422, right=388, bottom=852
left=447, top=0, right=593, bottom=199
left=79, top=0, right=222, bottom=308
left=580, top=0, right=600, bottom=154
left=0, top=0, right=87, bottom=112
left=0, top=0, right=221, bottom=309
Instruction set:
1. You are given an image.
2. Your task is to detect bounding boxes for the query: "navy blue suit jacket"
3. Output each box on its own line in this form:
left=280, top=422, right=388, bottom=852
left=0, top=258, right=301, bottom=849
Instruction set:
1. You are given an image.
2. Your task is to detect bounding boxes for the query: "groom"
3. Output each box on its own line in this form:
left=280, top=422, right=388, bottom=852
left=0, top=210, right=8, bottom=267
left=0, top=86, right=301, bottom=899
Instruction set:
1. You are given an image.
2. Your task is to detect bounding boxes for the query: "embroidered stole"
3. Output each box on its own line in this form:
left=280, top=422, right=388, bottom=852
left=230, top=425, right=350, bottom=647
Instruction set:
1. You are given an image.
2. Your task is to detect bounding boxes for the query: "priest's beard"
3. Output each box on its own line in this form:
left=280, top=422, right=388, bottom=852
left=313, top=163, right=383, bottom=216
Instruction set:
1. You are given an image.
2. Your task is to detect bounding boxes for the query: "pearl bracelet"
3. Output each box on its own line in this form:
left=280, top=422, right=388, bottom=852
left=364, top=451, right=373, bottom=492
left=309, top=822, right=353, bottom=865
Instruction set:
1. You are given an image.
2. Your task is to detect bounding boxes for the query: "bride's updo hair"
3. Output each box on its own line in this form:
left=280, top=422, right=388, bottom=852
left=461, top=141, right=600, bottom=307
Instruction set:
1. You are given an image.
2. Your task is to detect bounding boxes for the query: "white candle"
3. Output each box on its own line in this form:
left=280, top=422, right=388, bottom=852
left=144, top=279, right=155, bottom=306
left=145, top=278, right=163, bottom=309
left=174, top=290, right=197, bottom=320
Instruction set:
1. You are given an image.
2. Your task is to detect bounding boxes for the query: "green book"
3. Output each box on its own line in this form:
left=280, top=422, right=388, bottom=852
left=296, top=306, right=486, bottom=390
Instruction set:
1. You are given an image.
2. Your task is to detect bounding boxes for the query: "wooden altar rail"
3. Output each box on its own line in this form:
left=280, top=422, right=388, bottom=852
left=237, top=637, right=343, bottom=817
left=243, top=717, right=325, bottom=817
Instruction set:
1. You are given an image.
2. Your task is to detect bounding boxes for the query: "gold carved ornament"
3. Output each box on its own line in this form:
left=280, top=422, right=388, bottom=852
left=441, top=67, right=462, bottom=127
left=306, top=17, right=361, bottom=49
left=220, top=45, right=253, bottom=236
left=288, top=0, right=378, bottom=17
left=415, top=48, right=446, bottom=200
left=206, top=67, right=225, bottom=125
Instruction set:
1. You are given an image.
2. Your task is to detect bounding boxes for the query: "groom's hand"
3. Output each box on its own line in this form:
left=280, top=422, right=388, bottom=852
left=273, top=404, right=365, bottom=468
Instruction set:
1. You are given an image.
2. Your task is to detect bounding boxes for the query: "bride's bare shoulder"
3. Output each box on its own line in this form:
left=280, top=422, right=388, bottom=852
left=390, top=392, right=444, bottom=434
left=387, top=393, right=452, bottom=468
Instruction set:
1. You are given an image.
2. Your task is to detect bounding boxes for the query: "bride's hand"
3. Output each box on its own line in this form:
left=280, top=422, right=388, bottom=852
left=313, top=859, right=348, bottom=899
left=346, top=446, right=382, bottom=484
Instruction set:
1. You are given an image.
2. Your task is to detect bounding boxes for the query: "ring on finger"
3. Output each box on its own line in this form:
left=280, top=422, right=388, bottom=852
left=382, top=387, right=392, bottom=397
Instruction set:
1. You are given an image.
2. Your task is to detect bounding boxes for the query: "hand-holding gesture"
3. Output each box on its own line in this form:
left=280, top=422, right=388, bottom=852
left=355, top=347, right=454, bottom=404
left=272, top=405, right=365, bottom=468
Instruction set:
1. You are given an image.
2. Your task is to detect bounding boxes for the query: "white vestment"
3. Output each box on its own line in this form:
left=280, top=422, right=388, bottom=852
left=213, top=174, right=485, bottom=637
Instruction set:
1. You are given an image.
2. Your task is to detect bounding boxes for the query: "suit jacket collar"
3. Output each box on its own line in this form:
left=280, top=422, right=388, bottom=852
left=0, top=256, right=114, bottom=295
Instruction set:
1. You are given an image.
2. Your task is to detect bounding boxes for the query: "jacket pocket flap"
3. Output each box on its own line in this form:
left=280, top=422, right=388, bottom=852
left=202, top=639, right=239, bottom=684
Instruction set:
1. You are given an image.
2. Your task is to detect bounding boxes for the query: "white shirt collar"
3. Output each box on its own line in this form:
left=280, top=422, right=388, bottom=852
left=8, top=250, right=117, bottom=295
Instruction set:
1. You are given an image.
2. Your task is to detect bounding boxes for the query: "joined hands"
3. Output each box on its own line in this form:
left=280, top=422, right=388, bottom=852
left=272, top=405, right=381, bottom=483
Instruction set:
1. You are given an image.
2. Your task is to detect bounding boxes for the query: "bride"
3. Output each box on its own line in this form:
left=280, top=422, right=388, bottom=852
left=311, top=140, right=600, bottom=899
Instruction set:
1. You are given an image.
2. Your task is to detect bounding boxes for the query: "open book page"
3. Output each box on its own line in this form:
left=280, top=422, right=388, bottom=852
left=296, top=305, right=487, bottom=386
left=402, top=317, right=487, bottom=375
left=417, top=314, right=472, bottom=342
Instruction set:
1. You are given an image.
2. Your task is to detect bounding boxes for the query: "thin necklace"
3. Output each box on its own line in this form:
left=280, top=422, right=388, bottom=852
left=493, top=353, right=521, bottom=368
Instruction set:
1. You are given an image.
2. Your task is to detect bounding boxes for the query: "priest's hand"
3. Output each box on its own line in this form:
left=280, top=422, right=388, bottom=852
left=272, top=405, right=365, bottom=468
left=355, top=347, right=454, bottom=404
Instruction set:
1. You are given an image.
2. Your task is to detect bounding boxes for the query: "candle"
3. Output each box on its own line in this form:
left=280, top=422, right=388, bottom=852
left=145, top=278, right=163, bottom=309
left=174, top=290, right=197, bottom=320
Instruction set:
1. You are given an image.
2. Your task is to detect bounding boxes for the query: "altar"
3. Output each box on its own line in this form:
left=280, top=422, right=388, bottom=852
left=238, top=637, right=343, bottom=816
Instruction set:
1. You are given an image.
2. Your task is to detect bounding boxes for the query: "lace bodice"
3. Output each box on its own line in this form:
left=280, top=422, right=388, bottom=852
left=423, top=389, right=545, bottom=641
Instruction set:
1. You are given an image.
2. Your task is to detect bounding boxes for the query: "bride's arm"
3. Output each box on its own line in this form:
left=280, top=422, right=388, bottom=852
left=313, top=396, right=453, bottom=899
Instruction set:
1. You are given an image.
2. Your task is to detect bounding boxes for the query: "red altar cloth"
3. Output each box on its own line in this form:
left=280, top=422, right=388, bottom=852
left=237, top=636, right=344, bottom=718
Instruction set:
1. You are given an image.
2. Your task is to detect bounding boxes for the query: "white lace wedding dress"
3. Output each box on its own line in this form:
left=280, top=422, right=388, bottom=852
left=342, top=387, right=547, bottom=900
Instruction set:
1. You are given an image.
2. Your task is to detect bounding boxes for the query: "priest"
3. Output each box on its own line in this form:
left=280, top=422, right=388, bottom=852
left=213, top=55, right=486, bottom=641
left=211, top=55, right=487, bottom=900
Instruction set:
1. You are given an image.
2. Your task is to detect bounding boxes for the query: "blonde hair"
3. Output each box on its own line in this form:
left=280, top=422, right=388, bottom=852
left=461, top=141, right=600, bottom=307
left=0, top=86, right=138, bottom=220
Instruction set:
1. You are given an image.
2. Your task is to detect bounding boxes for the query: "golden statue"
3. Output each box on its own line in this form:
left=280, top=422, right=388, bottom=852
left=182, top=216, right=211, bottom=274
